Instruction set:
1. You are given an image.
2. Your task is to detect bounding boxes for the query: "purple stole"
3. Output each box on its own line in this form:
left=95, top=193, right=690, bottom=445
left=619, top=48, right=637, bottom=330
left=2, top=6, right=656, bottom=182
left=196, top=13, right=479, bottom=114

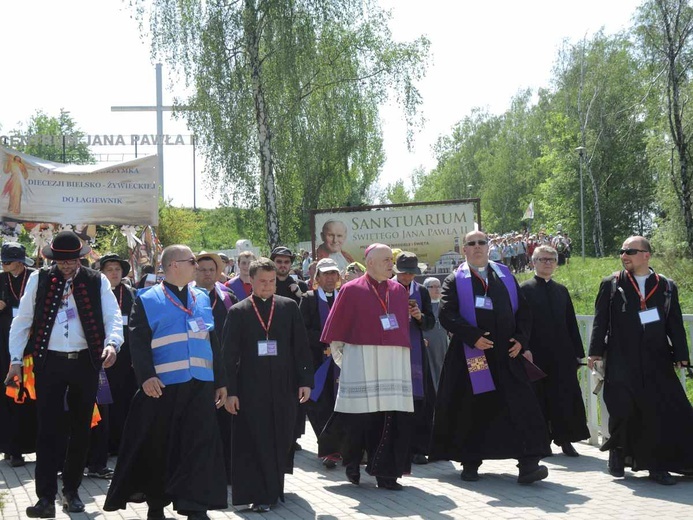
left=310, top=288, right=340, bottom=402
left=408, top=281, right=425, bottom=399
left=455, top=261, right=518, bottom=395
left=228, top=276, right=249, bottom=300
left=214, top=282, right=235, bottom=311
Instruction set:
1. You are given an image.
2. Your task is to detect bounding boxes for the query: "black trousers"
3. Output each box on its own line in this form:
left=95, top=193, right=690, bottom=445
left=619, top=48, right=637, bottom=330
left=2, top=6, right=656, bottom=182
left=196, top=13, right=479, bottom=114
left=88, top=404, right=110, bottom=471
left=34, top=351, right=98, bottom=499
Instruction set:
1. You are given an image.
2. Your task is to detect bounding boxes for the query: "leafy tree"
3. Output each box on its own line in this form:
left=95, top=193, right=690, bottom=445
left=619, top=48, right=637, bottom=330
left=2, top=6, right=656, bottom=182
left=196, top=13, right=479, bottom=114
left=384, top=179, right=412, bottom=204
left=636, top=0, right=693, bottom=254
left=157, top=199, right=203, bottom=247
left=139, top=0, right=429, bottom=248
left=9, top=109, right=93, bottom=164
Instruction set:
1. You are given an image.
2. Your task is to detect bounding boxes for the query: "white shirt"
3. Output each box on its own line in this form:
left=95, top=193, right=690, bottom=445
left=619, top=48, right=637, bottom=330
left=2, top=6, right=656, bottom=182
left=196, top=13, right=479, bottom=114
left=9, top=270, right=124, bottom=364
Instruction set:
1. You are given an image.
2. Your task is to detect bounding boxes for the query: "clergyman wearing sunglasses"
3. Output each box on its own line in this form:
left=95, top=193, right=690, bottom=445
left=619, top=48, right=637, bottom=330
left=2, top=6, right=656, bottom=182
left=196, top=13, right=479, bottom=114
left=588, top=235, right=693, bottom=486
left=429, top=231, right=551, bottom=484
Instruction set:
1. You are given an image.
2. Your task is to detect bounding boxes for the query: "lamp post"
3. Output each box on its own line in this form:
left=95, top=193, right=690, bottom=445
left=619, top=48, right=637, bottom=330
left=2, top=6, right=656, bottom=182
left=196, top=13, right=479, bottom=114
left=575, top=146, right=586, bottom=260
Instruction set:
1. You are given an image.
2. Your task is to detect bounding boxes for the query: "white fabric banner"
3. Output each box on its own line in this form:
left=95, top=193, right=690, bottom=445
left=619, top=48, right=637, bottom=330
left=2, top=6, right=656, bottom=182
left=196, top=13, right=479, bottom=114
left=0, top=146, right=159, bottom=225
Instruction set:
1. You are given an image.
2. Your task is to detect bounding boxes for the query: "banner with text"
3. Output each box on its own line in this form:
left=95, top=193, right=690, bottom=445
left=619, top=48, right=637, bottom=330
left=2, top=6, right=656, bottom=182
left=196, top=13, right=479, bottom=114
left=0, top=146, right=158, bottom=225
left=312, top=202, right=476, bottom=271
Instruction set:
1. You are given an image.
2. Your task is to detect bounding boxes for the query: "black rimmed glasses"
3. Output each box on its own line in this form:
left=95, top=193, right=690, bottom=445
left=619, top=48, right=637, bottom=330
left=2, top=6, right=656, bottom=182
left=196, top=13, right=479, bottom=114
left=535, top=257, right=557, bottom=264
left=618, top=248, right=648, bottom=256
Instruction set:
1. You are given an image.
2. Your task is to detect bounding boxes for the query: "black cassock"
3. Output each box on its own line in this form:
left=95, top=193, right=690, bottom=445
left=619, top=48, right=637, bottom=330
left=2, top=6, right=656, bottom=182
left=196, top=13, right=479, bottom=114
left=589, top=271, right=693, bottom=472
left=223, top=294, right=313, bottom=506
left=520, top=276, right=589, bottom=445
left=430, top=270, right=550, bottom=464
left=404, top=282, right=436, bottom=457
left=105, top=284, right=227, bottom=514
left=299, top=290, right=336, bottom=438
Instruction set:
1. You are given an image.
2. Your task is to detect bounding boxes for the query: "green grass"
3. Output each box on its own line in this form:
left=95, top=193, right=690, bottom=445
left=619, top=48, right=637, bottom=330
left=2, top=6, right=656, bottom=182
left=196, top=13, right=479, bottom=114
left=516, top=256, right=693, bottom=402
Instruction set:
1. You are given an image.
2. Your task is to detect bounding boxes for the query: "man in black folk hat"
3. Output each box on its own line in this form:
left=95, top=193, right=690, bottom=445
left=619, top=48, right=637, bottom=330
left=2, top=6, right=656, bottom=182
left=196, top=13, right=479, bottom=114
left=393, top=252, right=436, bottom=465
left=4, top=231, right=124, bottom=517
left=0, top=242, right=37, bottom=468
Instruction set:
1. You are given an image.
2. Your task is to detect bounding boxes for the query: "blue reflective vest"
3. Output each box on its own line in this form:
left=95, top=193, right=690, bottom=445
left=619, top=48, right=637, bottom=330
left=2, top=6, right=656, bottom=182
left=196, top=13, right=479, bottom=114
left=140, top=283, right=215, bottom=385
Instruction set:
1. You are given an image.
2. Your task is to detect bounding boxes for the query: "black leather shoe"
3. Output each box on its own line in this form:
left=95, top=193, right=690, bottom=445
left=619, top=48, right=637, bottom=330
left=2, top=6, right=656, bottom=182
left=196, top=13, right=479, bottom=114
left=62, top=492, right=85, bottom=513
left=10, top=455, right=26, bottom=467
left=561, top=443, right=579, bottom=457
left=411, top=453, right=428, bottom=465
left=186, top=512, right=210, bottom=520
left=608, top=449, right=625, bottom=478
left=26, top=498, right=56, bottom=518
left=517, top=465, right=549, bottom=484
left=346, top=466, right=360, bottom=485
left=376, top=478, right=403, bottom=490
left=649, top=470, right=676, bottom=486
left=461, top=467, right=480, bottom=482
left=251, top=504, right=271, bottom=512
left=322, top=457, right=337, bottom=469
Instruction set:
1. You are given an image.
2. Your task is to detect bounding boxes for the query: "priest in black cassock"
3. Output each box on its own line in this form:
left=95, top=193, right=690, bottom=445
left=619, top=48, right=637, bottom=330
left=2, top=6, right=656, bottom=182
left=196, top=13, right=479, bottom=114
left=520, top=245, right=589, bottom=457
left=589, top=236, right=693, bottom=485
left=105, top=245, right=228, bottom=520
left=430, top=231, right=551, bottom=484
left=223, top=257, right=313, bottom=513
left=299, top=258, right=341, bottom=468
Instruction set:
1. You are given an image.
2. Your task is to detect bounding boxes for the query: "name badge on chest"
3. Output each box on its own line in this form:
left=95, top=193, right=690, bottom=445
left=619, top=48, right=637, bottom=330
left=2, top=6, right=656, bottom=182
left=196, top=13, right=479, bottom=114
left=12, top=306, right=18, bottom=318
left=122, top=315, right=129, bottom=326
left=187, top=317, right=208, bottom=332
left=380, top=313, right=399, bottom=331
left=639, top=307, right=660, bottom=325
left=57, top=308, right=77, bottom=324
left=258, top=340, right=278, bottom=356
left=475, top=296, right=493, bottom=310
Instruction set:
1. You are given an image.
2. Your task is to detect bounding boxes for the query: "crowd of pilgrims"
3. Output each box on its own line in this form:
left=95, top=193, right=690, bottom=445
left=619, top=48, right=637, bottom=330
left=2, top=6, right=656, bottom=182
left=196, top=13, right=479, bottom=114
left=1, top=229, right=692, bottom=519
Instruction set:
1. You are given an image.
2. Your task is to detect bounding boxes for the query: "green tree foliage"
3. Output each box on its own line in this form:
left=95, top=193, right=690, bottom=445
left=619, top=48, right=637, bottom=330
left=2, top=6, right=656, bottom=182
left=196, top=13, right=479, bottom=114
left=156, top=198, right=203, bottom=248
left=138, top=0, right=429, bottom=248
left=384, top=178, right=412, bottom=204
left=9, top=109, right=93, bottom=164
left=636, top=0, right=693, bottom=255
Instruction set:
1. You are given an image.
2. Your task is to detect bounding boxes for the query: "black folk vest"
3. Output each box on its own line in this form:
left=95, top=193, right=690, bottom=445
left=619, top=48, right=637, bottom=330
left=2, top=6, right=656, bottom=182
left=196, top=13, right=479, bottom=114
left=26, top=266, right=106, bottom=372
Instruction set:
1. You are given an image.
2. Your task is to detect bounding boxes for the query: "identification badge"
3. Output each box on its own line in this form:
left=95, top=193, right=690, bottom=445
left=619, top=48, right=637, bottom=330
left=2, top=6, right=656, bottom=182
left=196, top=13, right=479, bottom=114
left=188, top=317, right=208, bottom=332
left=380, top=313, right=399, bottom=331
left=475, top=296, right=493, bottom=310
left=258, top=340, right=278, bottom=356
left=122, top=315, right=129, bottom=326
left=639, top=307, right=660, bottom=325
left=12, top=306, right=18, bottom=318
left=57, top=308, right=77, bottom=324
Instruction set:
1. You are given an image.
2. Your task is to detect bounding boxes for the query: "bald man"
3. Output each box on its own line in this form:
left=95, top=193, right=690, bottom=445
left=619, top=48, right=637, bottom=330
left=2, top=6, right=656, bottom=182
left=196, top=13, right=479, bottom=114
left=318, top=244, right=413, bottom=490
left=105, top=245, right=228, bottom=519
left=589, top=236, right=693, bottom=485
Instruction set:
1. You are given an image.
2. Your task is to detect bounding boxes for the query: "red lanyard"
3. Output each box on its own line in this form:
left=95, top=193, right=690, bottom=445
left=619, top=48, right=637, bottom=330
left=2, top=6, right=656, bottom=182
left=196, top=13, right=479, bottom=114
left=250, top=295, right=275, bottom=339
left=161, top=282, right=195, bottom=316
left=625, top=271, right=659, bottom=310
left=8, top=269, right=28, bottom=301
left=367, top=278, right=390, bottom=314
left=471, top=268, right=488, bottom=295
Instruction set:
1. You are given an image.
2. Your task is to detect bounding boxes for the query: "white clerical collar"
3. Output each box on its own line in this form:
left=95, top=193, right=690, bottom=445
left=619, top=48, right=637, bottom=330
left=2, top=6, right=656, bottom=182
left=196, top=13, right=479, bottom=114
left=317, top=286, right=338, bottom=301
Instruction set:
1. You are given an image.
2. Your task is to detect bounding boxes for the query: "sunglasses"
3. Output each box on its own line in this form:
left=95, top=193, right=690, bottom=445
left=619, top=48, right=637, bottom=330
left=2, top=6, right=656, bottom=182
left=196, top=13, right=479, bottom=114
left=1, top=261, right=15, bottom=265
left=173, top=258, right=198, bottom=265
left=465, top=240, right=488, bottom=246
left=618, top=248, right=648, bottom=256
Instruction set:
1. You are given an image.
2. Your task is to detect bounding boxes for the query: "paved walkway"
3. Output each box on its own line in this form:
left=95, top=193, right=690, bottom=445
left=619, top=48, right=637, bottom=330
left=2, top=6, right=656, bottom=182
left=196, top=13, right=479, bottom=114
left=2, top=427, right=692, bottom=519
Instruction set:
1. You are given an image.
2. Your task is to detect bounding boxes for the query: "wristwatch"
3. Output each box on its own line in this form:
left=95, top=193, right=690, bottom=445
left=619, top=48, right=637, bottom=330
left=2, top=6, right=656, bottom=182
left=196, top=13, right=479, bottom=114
left=106, top=342, right=120, bottom=354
